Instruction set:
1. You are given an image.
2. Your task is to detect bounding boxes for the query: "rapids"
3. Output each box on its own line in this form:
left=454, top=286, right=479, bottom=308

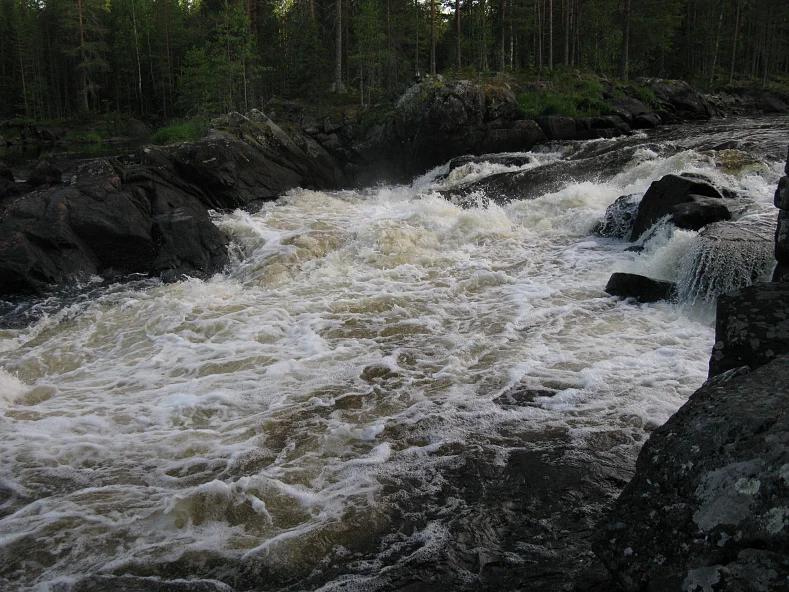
left=0, top=116, right=787, bottom=591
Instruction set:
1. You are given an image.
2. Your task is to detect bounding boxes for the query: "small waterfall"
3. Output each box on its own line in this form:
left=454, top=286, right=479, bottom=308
left=594, top=194, right=641, bottom=239
left=677, top=214, right=776, bottom=304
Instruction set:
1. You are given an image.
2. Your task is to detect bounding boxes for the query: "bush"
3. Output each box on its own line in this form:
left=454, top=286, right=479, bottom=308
left=151, top=119, right=208, bottom=145
left=66, top=130, right=102, bottom=143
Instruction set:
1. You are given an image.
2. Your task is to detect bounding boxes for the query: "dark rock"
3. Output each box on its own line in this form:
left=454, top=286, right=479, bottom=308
left=594, top=354, right=789, bottom=592
left=574, top=128, right=621, bottom=141
left=671, top=195, right=731, bottom=230
left=127, top=118, right=152, bottom=138
left=595, top=194, right=641, bottom=239
left=152, top=207, right=229, bottom=277
left=494, top=385, right=557, bottom=407
left=680, top=172, right=739, bottom=200
left=609, top=97, right=649, bottom=123
left=67, top=575, right=235, bottom=592
left=775, top=209, right=789, bottom=266
left=448, top=153, right=531, bottom=172
left=484, top=84, right=523, bottom=121
left=708, top=282, right=789, bottom=377
left=33, top=125, right=68, bottom=143
left=775, top=176, right=789, bottom=211
left=590, top=115, right=631, bottom=134
left=630, top=174, right=723, bottom=241
left=605, top=272, right=677, bottom=303
left=27, top=160, right=63, bottom=187
left=323, top=116, right=342, bottom=134
left=774, top=262, right=789, bottom=282
left=632, top=112, right=661, bottom=129
left=476, top=119, right=547, bottom=153
left=640, top=79, right=720, bottom=120
left=534, top=116, right=577, bottom=140
left=0, top=162, right=13, bottom=182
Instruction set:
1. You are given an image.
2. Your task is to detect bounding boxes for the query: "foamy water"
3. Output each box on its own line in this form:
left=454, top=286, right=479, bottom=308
left=0, top=119, right=785, bottom=591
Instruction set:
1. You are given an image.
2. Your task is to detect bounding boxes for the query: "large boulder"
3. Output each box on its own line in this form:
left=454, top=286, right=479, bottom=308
left=476, top=119, right=547, bottom=154
left=641, top=79, right=720, bottom=121
left=594, top=354, right=789, bottom=591
left=534, top=115, right=577, bottom=140
left=605, top=272, right=677, bottom=303
left=708, top=282, right=789, bottom=377
left=630, top=174, right=723, bottom=241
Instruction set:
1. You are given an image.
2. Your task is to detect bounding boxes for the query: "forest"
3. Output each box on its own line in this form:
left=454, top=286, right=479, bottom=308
left=0, top=0, right=788, bottom=122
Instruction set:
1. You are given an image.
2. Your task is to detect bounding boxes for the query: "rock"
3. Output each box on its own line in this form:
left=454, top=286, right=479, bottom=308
left=775, top=176, right=789, bottom=211
left=632, top=112, right=661, bottom=129
left=677, top=216, right=775, bottom=304
left=574, top=128, right=622, bottom=141
left=609, top=97, right=649, bottom=123
left=708, top=282, right=789, bottom=377
left=590, top=115, right=631, bottom=134
left=671, top=195, right=731, bottom=230
left=323, top=116, right=343, bottom=134
left=476, top=119, right=547, bottom=154
left=33, top=125, right=68, bottom=143
left=630, top=174, right=723, bottom=241
left=127, top=118, right=152, bottom=138
left=448, top=153, right=531, bottom=172
left=484, top=84, right=523, bottom=121
left=0, top=162, right=13, bottom=182
left=66, top=575, right=235, bottom=592
left=26, top=160, right=63, bottom=187
left=595, top=194, right=641, bottom=239
left=593, top=354, right=789, bottom=592
left=534, top=116, right=577, bottom=140
left=641, top=79, right=720, bottom=120
left=604, top=272, right=677, bottom=303
left=394, top=79, right=487, bottom=174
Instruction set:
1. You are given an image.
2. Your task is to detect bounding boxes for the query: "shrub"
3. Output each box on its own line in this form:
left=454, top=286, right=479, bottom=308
left=151, top=119, right=208, bottom=145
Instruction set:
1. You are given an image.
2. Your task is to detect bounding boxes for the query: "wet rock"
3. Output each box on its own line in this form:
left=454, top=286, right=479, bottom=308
left=671, top=195, right=731, bottom=230
left=775, top=176, right=789, bottom=211
left=66, top=575, right=235, bottom=592
left=632, top=112, right=661, bottom=129
left=574, top=128, right=621, bottom=141
left=476, top=119, right=547, bottom=154
left=448, top=153, right=531, bottom=172
left=594, top=354, right=789, bottom=592
left=605, top=272, right=677, bottom=303
left=27, top=160, right=63, bottom=187
left=677, top=216, right=775, bottom=304
left=534, top=115, right=577, bottom=140
left=630, top=174, right=723, bottom=241
left=590, top=115, right=631, bottom=134
left=595, top=194, right=641, bottom=239
left=708, top=282, right=789, bottom=377
left=494, top=385, right=557, bottom=407
left=127, top=118, right=152, bottom=138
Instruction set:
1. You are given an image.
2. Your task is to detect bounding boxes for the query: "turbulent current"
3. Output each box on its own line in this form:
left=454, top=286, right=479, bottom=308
left=0, top=116, right=787, bottom=591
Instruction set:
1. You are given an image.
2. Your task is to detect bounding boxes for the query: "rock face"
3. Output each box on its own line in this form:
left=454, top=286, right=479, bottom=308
left=605, top=272, right=677, bottom=303
left=630, top=174, right=723, bottom=241
left=0, top=111, right=346, bottom=296
left=671, top=195, right=732, bottom=230
left=593, top=354, right=789, bottom=592
left=773, top=149, right=789, bottom=282
left=641, top=78, right=721, bottom=121
left=708, top=282, right=789, bottom=377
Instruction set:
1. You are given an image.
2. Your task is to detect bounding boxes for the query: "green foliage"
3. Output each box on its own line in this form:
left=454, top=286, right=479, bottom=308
left=518, top=73, right=610, bottom=118
left=150, top=119, right=208, bottom=144
left=66, top=130, right=103, bottom=143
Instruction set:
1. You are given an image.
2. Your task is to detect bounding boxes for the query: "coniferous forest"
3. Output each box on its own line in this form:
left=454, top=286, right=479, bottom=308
left=0, top=0, right=788, bottom=122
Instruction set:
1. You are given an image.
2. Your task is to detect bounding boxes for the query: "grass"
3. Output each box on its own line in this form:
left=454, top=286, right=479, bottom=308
left=517, top=72, right=610, bottom=118
left=66, top=130, right=103, bottom=144
left=151, top=119, right=208, bottom=145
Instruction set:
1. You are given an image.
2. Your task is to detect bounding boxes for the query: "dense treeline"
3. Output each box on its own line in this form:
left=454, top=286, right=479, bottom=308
left=1, top=0, right=788, bottom=120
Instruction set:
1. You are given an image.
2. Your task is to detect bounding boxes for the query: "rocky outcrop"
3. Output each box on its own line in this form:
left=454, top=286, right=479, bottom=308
left=0, top=111, right=346, bottom=296
left=630, top=174, right=723, bottom=241
left=773, top=148, right=789, bottom=281
left=593, top=354, right=789, bottom=592
left=605, top=272, right=677, bottom=303
left=640, top=78, right=721, bottom=121
left=708, top=282, right=789, bottom=376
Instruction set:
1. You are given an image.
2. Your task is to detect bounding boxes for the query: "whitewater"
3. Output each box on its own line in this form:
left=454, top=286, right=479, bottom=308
left=0, top=116, right=786, bottom=591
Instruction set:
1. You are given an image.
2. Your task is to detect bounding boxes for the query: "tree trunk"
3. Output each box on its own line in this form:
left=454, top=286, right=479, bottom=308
left=333, top=0, right=345, bottom=92
left=77, top=0, right=89, bottom=111
left=430, top=0, right=436, bottom=74
left=621, top=0, right=631, bottom=80
left=730, top=0, right=741, bottom=83
left=709, top=1, right=724, bottom=87
left=456, top=0, right=461, bottom=69
left=549, top=0, right=553, bottom=70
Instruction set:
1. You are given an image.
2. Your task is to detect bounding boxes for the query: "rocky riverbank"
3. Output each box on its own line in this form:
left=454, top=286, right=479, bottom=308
left=591, top=149, right=789, bottom=591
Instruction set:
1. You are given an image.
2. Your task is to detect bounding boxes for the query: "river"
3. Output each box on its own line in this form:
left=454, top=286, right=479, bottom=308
left=0, top=116, right=786, bottom=591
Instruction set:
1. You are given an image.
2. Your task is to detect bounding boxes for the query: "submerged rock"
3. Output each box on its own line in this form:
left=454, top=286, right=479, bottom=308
left=708, top=282, right=789, bottom=377
left=447, top=153, right=531, bottom=172
left=676, top=216, right=775, bottom=304
left=595, top=194, right=641, bottom=239
left=594, top=354, right=789, bottom=592
left=630, top=174, right=723, bottom=241
left=605, top=272, right=677, bottom=303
